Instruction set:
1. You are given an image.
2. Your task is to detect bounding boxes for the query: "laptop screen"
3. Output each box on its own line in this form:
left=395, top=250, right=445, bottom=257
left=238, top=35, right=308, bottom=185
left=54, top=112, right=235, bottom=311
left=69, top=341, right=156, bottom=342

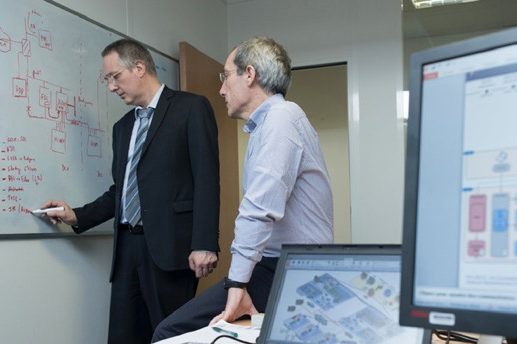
left=258, top=245, right=427, bottom=344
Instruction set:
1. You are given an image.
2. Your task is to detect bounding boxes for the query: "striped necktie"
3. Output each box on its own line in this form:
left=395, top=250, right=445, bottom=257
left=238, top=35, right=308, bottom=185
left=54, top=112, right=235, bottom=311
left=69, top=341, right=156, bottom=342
left=124, top=107, right=153, bottom=226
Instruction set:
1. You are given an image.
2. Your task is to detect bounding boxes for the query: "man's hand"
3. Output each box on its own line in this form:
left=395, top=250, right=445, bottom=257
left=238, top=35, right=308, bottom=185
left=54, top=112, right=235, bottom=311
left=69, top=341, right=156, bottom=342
left=189, top=251, right=218, bottom=278
left=40, top=200, right=78, bottom=226
left=209, top=288, right=258, bottom=325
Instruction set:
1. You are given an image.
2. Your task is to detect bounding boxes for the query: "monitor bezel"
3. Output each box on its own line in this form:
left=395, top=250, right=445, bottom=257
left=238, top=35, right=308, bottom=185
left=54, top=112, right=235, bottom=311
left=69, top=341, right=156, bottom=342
left=400, top=27, right=517, bottom=338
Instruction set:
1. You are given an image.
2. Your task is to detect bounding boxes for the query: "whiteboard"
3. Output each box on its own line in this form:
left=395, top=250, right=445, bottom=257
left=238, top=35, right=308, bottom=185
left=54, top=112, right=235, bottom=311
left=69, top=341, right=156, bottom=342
left=0, top=0, right=179, bottom=236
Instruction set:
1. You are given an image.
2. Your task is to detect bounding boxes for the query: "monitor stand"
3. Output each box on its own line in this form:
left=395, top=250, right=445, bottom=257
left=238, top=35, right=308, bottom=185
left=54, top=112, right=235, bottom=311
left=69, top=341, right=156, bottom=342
left=477, top=335, right=504, bottom=344
left=421, top=329, right=432, bottom=344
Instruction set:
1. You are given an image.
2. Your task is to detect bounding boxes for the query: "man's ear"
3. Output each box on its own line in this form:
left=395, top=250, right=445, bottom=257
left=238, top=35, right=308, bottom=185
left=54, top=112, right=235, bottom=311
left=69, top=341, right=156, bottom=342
left=134, top=60, right=146, bottom=78
left=245, top=65, right=256, bottom=86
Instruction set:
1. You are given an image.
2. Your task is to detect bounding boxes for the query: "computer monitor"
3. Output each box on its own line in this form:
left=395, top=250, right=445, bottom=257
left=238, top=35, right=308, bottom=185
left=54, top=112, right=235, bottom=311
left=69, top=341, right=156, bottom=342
left=400, top=27, right=517, bottom=340
left=258, top=244, right=430, bottom=344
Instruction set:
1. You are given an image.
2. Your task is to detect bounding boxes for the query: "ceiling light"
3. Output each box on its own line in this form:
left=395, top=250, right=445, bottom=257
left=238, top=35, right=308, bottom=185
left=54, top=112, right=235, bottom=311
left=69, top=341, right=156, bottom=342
left=411, top=0, right=479, bottom=9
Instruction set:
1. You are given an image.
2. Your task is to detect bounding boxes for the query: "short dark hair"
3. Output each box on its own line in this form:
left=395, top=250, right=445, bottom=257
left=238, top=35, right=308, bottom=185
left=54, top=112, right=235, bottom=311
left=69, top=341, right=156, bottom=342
left=102, top=39, right=157, bottom=76
left=233, top=37, right=291, bottom=96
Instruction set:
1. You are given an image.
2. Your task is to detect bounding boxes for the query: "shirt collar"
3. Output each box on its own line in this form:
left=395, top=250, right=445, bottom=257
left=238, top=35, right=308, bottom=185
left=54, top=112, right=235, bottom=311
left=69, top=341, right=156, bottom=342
left=243, top=94, right=284, bottom=134
left=134, top=84, right=165, bottom=119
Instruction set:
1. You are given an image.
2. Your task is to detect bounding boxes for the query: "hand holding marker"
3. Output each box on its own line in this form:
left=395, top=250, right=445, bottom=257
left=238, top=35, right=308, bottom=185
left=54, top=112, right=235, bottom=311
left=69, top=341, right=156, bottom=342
left=32, top=206, right=64, bottom=215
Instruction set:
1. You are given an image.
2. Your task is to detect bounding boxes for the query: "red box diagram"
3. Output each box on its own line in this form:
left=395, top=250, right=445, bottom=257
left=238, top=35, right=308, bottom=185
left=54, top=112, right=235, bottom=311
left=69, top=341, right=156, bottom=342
left=38, top=29, right=52, bottom=50
left=55, top=91, right=68, bottom=115
left=0, top=29, right=11, bottom=52
left=12, top=77, right=27, bottom=98
left=468, top=240, right=486, bottom=257
left=51, top=129, right=66, bottom=154
left=87, top=135, right=101, bottom=157
left=39, top=86, right=51, bottom=108
left=469, top=194, right=486, bottom=232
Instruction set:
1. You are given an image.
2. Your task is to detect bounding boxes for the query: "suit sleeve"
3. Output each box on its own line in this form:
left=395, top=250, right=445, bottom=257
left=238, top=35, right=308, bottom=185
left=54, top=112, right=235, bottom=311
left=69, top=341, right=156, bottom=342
left=72, top=185, right=116, bottom=233
left=187, top=96, right=220, bottom=252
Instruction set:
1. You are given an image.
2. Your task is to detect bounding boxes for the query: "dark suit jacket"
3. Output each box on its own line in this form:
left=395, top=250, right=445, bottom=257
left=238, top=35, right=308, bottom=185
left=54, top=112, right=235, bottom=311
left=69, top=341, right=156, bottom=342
left=73, top=87, right=220, bottom=279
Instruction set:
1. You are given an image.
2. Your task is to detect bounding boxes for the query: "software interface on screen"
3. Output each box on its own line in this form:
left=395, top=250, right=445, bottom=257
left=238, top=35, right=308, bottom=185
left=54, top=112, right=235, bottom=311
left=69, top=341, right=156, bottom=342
left=266, top=253, right=422, bottom=344
left=415, top=44, right=517, bottom=319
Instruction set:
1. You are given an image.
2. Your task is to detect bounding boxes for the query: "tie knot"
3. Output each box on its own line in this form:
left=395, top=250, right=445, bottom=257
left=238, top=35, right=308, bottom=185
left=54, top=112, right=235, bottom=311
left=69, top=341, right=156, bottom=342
left=137, top=107, right=153, bottom=119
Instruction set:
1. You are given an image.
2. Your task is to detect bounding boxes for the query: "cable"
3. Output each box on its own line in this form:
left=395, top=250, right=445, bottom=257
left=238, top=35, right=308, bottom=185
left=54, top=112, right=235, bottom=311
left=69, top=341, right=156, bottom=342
left=434, top=330, right=478, bottom=343
left=210, top=334, right=254, bottom=344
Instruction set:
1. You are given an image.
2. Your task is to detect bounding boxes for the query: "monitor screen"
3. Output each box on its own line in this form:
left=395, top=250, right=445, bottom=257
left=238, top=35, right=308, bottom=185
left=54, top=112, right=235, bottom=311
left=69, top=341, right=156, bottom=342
left=400, top=28, right=517, bottom=338
left=258, top=244, right=427, bottom=344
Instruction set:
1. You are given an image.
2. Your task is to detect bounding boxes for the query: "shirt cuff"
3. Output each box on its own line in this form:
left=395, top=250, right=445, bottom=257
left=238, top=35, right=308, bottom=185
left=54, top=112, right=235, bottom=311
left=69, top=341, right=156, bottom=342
left=228, top=253, right=258, bottom=283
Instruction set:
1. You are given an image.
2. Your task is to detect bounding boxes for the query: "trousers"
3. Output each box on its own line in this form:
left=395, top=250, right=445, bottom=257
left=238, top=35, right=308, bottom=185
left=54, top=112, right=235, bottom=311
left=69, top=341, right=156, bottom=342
left=152, top=256, right=278, bottom=342
left=108, top=227, right=198, bottom=344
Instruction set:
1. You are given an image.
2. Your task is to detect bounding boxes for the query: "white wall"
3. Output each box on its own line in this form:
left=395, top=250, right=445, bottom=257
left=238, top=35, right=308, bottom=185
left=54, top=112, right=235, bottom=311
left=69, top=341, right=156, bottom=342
left=288, top=66, right=351, bottom=243
left=0, top=1, right=227, bottom=343
left=227, top=0, right=405, bottom=243
left=0, top=237, right=113, bottom=343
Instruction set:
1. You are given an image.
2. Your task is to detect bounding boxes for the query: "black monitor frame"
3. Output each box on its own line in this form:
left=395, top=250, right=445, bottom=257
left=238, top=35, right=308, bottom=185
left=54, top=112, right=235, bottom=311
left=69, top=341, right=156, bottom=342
left=400, top=27, right=517, bottom=338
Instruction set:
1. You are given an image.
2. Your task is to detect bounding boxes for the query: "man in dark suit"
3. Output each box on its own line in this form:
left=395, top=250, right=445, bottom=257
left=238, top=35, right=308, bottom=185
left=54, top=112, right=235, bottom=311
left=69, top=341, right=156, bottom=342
left=42, top=39, right=220, bottom=344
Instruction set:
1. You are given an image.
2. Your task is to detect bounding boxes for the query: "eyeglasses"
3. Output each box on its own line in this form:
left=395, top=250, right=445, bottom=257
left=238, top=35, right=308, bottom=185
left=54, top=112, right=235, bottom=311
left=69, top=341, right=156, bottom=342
left=219, top=70, right=237, bottom=83
left=103, top=69, right=125, bottom=85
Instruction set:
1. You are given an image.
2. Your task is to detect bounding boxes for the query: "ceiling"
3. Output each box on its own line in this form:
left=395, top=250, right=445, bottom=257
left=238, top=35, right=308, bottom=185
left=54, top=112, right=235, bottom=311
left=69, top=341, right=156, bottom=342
left=403, top=0, right=517, bottom=39
left=219, top=0, right=255, bottom=4
left=218, top=0, right=517, bottom=40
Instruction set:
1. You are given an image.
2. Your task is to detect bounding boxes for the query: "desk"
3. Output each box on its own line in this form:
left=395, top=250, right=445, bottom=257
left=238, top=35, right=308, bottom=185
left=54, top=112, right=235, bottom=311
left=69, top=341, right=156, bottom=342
left=158, top=320, right=514, bottom=344
left=232, top=319, right=251, bottom=326
left=155, top=320, right=259, bottom=344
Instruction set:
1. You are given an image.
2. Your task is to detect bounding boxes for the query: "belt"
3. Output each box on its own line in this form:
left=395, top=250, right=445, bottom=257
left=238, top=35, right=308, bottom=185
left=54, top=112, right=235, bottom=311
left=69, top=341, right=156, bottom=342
left=119, top=223, right=144, bottom=234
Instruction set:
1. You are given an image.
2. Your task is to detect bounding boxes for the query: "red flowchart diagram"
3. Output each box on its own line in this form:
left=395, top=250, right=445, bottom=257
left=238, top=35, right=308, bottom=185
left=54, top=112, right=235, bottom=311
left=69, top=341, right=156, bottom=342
left=1, top=9, right=112, bottom=216
left=462, top=148, right=517, bottom=260
left=1, top=9, right=107, bottom=158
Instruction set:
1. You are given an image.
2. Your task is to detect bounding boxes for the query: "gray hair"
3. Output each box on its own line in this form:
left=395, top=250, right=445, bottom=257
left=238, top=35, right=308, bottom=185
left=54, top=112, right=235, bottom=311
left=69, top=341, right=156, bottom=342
left=102, top=39, right=157, bottom=77
left=233, top=37, right=291, bottom=96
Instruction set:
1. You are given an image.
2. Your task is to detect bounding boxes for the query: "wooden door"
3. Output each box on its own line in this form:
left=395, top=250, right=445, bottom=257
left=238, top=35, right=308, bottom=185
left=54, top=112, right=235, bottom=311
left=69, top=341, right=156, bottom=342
left=179, top=42, right=239, bottom=294
left=288, top=65, right=350, bottom=243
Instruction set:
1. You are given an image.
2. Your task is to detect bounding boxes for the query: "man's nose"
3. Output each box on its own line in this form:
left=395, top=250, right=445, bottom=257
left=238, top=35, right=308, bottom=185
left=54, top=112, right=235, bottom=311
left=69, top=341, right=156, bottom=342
left=108, top=83, right=117, bottom=92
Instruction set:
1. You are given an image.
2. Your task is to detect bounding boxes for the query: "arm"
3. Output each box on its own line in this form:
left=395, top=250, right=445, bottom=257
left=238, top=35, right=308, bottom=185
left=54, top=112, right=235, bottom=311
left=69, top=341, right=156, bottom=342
left=187, top=96, right=220, bottom=276
left=40, top=183, right=116, bottom=233
left=40, top=200, right=78, bottom=225
left=72, top=184, right=116, bottom=232
left=210, top=288, right=257, bottom=325
left=188, top=250, right=218, bottom=278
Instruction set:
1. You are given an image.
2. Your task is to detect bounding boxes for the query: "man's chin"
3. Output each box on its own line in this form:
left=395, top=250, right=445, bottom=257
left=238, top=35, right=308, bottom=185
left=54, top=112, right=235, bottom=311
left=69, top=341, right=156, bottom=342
left=120, top=96, right=132, bottom=105
left=227, top=109, right=238, bottom=119
left=228, top=111, right=244, bottom=120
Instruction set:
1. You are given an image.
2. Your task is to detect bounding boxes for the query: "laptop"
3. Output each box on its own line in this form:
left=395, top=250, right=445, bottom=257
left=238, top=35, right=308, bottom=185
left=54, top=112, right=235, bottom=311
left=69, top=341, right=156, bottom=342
left=257, top=244, right=431, bottom=344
